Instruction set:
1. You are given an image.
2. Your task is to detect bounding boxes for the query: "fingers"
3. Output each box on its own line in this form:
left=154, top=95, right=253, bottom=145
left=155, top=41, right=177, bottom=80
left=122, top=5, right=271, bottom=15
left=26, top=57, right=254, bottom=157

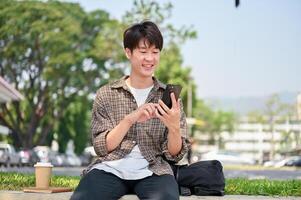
left=158, top=99, right=170, bottom=114
left=156, top=103, right=167, bottom=116
left=137, top=101, right=180, bottom=124
left=170, top=92, right=180, bottom=110
left=143, top=109, right=151, bottom=119
left=155, top=107, right=165, bottom=121
left=144, top=105, right=153, bottom=115
left=141, top=103, right=157, bottom=117
left=170, top=92, right=177, bottom=109
left=148, top=103, right=157, bottom=116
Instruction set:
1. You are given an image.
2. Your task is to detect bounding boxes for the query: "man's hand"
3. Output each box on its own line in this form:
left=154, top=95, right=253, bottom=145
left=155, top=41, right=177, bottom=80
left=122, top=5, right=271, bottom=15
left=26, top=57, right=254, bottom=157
left=155, top=93, right=181, bottom=131
left=125, top=103, right=157, bottom=125
left=155, top=92, right=182, bottom=156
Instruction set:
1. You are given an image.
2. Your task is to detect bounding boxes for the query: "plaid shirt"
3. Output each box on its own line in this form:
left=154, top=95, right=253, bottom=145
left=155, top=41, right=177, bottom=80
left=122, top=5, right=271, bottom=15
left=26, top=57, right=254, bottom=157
left=82, top=76, right=189, bottom=176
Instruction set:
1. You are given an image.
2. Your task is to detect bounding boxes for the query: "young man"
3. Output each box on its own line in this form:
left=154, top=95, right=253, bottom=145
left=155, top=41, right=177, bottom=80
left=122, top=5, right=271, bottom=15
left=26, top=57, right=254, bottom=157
left=71, top=21, right=188, bottom=200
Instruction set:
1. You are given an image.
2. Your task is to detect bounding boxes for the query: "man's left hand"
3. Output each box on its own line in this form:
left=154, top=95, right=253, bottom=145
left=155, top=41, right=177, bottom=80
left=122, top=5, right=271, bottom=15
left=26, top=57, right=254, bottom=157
left=155, top=93, right=181, bottom=132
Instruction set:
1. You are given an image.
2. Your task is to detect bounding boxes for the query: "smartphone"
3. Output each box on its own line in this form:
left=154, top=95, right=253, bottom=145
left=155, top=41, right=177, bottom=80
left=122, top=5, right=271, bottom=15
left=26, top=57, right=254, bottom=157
left=161, top=84, right=182, bottom=108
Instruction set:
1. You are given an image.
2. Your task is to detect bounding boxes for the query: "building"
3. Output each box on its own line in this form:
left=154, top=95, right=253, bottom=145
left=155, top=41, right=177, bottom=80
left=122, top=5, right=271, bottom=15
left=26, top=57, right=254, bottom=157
left=0, top=76, right=24, bottom=135
left=0, top=76, right=24, bottom=103
left=194, top=118, right=301, bottom=163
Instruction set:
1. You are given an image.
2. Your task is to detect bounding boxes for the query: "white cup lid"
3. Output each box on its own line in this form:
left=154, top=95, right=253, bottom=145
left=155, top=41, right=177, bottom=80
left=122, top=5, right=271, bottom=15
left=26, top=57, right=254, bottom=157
left=34, top=162, right=53, bottom=167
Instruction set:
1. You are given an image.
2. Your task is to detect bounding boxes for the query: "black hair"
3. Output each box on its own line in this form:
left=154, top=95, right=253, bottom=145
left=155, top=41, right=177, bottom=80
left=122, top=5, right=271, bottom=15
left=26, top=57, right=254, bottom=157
left=123, top=21, right=163, bottom=52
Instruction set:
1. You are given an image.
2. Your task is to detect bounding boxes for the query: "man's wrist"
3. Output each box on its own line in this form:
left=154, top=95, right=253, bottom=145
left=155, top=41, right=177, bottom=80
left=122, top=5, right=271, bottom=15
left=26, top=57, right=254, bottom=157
left=168, top=125, right=180, bottom=135
left=123, top=114, right=135, bottom=127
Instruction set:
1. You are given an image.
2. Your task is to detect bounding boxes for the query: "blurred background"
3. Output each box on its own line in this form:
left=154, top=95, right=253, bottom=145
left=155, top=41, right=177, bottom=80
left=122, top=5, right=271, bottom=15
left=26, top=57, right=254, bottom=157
left=0, top=0, right=301, bottom=180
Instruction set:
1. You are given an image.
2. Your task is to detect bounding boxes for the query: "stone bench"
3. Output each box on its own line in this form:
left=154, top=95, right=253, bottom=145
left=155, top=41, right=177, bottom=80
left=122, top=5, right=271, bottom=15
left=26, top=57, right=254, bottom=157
left=1, top=191, right=301, bottom=200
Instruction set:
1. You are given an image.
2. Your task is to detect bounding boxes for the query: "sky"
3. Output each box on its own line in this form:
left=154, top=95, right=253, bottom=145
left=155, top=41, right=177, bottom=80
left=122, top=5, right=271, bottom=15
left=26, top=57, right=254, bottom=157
left=66, top=0, right=301, bottom=98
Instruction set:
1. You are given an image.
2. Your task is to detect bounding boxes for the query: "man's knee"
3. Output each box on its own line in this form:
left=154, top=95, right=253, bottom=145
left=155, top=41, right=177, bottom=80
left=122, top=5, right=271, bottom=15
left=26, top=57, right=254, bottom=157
left=70, top=191, right=88, bottom=200
left=70, top=175, right=90, bottom=200
left=158, top=191, right=179, bottom=200
left=71, top=170, right=128, bottom=200
left=154, top=176, right=179, bottom=200
left=162, top=177, right=179, bottom=200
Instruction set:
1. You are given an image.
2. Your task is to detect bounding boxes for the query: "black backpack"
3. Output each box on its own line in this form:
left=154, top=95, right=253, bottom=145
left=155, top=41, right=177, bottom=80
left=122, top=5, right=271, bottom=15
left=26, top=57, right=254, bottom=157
left=170, top=160, right=225, bottom=196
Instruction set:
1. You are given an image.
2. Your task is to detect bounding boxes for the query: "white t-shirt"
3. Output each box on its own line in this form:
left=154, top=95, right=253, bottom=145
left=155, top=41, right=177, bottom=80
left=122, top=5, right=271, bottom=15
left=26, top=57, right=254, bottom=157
left=91, top=84, right=154, bottom=180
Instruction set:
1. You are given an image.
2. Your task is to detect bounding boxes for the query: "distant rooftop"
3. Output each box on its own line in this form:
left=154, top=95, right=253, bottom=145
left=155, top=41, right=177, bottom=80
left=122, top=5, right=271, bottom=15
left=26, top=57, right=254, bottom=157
left=0, top=76, right=24, bottom=103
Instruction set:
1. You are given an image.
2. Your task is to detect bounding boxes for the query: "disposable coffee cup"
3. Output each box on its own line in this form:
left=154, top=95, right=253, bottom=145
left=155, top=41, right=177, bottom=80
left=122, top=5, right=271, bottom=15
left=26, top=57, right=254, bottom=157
left=34, top=162, right=53, bottom=189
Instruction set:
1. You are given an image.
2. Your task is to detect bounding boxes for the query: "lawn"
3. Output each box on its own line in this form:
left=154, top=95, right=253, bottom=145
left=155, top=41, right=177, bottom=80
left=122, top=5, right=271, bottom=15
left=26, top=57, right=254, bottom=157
left=0, top=172, right=300, bottom=196
left=0, top=172, right=80, bottom=190
left=224, top=165, right=301, bottom=171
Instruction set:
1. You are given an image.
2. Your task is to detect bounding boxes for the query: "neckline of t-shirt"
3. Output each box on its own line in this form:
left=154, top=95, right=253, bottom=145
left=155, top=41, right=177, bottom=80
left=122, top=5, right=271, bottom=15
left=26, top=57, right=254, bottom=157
left=126, top=83, right=154, bottom=92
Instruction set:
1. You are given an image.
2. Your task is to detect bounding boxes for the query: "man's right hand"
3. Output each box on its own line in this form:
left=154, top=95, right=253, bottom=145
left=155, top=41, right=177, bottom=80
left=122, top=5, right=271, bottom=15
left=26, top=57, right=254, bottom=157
left=125, top=103, right=157, bottom=125
left=105, top=103, right=157, bottom=153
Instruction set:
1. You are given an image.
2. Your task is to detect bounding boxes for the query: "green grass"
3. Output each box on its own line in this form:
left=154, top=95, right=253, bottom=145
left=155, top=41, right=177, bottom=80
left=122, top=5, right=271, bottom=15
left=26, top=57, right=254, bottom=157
left=0, top=172, right=80, bottom=190
left=0, top=172, right=301, bottom=196
left=226, top=178, right=301, bottom=196
left=224, top=164, right=301, bottom=171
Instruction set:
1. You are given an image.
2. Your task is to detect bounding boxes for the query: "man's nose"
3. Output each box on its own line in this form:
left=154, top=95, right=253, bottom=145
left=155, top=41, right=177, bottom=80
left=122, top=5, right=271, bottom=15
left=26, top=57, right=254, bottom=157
left=144, top=52, right=154, bottom=61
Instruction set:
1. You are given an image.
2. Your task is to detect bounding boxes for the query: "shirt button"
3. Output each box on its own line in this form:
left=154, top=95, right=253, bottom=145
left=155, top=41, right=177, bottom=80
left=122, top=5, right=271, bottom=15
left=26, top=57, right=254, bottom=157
left=133, top=99, right=136, bottom=103
left=132, top=141, right=136, bottom=144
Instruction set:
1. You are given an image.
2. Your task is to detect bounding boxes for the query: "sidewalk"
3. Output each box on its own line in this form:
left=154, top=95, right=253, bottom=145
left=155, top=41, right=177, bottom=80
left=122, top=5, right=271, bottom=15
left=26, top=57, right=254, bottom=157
left=1, top=191, right=301, bottom=200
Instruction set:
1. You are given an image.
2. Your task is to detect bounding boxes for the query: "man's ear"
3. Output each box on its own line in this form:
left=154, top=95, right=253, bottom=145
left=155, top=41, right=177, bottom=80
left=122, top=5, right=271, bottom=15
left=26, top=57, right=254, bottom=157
left=124, top=48, right=131, bottom=59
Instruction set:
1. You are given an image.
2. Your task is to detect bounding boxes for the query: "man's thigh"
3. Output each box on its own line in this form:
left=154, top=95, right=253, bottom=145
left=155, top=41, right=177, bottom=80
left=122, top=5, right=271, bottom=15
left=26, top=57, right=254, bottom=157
left=70, top=169, right=128, bottom=200
left=134, top=174, right=179, bottom=200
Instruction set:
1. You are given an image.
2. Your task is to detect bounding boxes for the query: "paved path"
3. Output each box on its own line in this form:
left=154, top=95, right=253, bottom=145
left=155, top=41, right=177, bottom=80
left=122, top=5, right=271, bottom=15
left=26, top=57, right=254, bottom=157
left=0, top=191, right=301, bottom=200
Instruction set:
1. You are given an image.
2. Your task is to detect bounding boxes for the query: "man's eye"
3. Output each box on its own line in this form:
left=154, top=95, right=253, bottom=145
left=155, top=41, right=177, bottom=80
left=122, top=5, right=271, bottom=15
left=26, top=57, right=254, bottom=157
left=153, top=51, right=159, bottom=54
left=140, top=51, right=147, bottom=53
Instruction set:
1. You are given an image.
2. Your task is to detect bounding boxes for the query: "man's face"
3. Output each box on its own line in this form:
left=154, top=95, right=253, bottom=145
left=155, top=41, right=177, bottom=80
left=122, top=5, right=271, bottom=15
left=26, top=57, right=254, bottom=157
left=125, top=39, right=160, bottom=78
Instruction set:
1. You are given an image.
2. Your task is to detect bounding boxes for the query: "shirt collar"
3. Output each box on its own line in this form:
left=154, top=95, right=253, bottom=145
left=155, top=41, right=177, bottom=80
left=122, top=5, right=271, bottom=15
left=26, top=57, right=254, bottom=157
left=111, top=75, right=166, bottom=91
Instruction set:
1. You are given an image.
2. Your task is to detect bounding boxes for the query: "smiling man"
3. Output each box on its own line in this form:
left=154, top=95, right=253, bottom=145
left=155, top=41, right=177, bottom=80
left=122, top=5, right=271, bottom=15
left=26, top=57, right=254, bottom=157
left=71, top=21, right=189, bottom=200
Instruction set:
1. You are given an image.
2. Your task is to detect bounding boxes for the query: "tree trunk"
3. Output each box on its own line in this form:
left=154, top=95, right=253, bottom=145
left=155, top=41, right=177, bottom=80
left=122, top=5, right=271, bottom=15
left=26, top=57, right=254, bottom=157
left=38, top=123, right=53, bottom=145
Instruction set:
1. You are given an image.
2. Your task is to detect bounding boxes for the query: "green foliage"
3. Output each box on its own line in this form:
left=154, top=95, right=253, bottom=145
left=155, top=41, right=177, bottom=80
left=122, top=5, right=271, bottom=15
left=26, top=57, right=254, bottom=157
left=156, top=44, right=197, bottom=113
left=57, top=96, right=90, bottom=154
left=248, top=94, right=297, bottom=123
left=123, top=0, right=197, bottom=45
left=247, top=94, right=298, bottom=159
left=247, top=110, right=266, bottom=123
left=0, top=0, right=122, bottom=150
left=193, top=100, right=236, bottom=146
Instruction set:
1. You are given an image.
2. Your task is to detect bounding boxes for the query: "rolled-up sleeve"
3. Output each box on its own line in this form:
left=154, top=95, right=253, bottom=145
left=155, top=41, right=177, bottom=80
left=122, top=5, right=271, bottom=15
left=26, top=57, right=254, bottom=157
left=161, top=99, right=189, bottom=162
left=91, top=89, right=113, bottom=157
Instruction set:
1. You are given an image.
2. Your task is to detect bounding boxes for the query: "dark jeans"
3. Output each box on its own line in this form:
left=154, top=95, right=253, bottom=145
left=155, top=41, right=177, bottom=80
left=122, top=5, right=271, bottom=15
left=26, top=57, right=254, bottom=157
left=70, top=169, right=179, bottom=200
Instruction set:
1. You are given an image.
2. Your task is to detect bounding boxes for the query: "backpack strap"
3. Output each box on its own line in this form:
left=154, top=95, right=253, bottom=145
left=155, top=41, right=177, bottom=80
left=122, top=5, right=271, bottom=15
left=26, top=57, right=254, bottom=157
left=171, top=164, right=192, bottom=196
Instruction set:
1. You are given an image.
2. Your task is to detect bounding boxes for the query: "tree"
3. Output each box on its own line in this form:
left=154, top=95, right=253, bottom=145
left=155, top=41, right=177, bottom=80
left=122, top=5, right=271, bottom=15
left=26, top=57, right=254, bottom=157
left=0, top=1, right=123, bottom=149
left=248, top=94, right=298, bottom=159
left=56, top=96, right=90, bottom=154
left=265, top=94, right=286, bottom=159
left=193, top=100, right=236, bottom=148
left=247, top=110, right=265, bottom=124
left=123, top=0, right=197, bottom=45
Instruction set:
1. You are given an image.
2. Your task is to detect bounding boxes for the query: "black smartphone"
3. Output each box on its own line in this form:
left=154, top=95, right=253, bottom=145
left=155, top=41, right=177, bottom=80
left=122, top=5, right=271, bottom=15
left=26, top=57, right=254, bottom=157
left=161, top=84, right=182, bottom=108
